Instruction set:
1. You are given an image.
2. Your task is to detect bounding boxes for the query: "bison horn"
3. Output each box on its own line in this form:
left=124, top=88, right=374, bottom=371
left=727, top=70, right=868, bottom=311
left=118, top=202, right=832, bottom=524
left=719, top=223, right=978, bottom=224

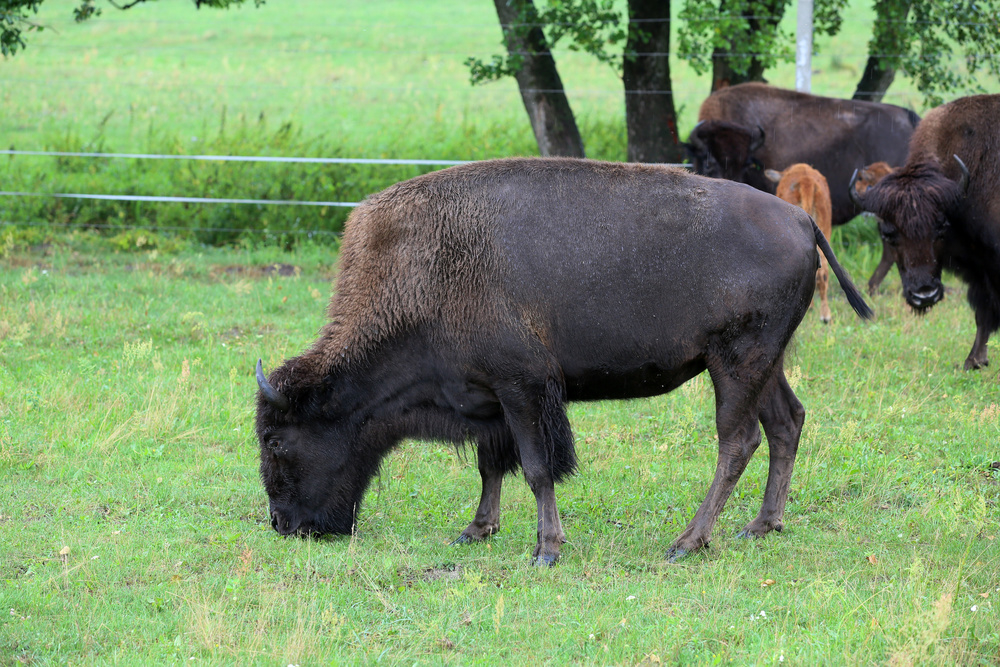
left=848, top=168, right=866, bottom=209
left=954, top=154, right=970, bottom=196
left=256, top=359, right=290, bottom=412
left=749, top=125, right=766, bottom=153
left=686, top=130, right=706, bottom=153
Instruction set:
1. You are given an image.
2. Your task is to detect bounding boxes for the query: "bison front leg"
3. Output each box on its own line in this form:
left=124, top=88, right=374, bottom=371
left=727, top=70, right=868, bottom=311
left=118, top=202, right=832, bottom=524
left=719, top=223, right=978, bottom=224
left=498, top=375, right=575, bottom=566
left=964, top=312, right=993, bottom=370
left=739, top=369, right=804, bottom=539
left=452, top=457, right=504, bottom=544
left=667, top=372, right=764, bottom=562
left=867, top=240, right=896, bottom=295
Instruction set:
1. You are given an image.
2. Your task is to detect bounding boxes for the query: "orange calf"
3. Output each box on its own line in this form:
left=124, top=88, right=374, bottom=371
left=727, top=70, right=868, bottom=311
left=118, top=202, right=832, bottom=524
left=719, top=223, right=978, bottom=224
left=766, top=164, right=834, bottom=323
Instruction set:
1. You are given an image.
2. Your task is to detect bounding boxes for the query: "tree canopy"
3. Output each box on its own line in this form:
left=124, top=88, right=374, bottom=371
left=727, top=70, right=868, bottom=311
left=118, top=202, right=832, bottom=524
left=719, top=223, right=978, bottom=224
left=468, top=0, right=999, bottom=158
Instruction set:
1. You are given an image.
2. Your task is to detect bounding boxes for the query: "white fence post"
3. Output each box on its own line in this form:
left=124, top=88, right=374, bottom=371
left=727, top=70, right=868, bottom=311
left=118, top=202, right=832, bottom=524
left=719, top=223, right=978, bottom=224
left=795, top=0, right=814, bottom=93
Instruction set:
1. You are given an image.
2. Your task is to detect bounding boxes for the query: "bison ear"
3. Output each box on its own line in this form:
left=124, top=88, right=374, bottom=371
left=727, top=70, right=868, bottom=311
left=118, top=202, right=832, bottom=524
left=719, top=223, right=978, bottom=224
left=686, top=131, right=706, bottom=154
left=764, top=169, right=782, bottom=184
left=749, top=125, right=766, bottom=153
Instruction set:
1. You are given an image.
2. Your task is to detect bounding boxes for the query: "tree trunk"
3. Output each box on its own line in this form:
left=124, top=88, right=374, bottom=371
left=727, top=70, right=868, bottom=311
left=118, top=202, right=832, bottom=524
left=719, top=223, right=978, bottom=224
left=624, top=0, right=683, bottom=163
left=852, top=58, right=896, bottom=102
left=493, top=0, right=585, bottom=157
left=711, top=56, right=767, bottom=91
left=853, top=0, right=912, bottom=102
left=710, top=0, right=785, bottom=91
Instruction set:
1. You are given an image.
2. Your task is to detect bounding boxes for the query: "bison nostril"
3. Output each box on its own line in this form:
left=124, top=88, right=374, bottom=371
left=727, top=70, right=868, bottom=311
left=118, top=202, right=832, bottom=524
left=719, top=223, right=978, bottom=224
left=910, top=287, right=941, bottom=305
left=270, top=511, right=279, bottom=529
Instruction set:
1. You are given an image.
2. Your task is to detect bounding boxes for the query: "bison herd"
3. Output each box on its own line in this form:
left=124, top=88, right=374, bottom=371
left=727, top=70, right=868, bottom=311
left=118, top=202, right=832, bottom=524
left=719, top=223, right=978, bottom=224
left=256, top=84, right=998, bottom=565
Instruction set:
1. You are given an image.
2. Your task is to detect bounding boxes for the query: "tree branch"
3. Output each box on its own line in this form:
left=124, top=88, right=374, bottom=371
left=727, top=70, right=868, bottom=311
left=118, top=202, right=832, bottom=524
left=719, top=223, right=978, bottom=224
left=107, top=0, right=147, bottom=9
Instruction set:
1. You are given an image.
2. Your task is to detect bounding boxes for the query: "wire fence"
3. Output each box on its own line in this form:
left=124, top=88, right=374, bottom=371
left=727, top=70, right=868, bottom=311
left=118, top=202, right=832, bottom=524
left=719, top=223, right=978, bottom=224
left=0, top=150, right=691, bottom=239
left=0, top=218, right=343, bottom=237
left=0, top=150, right=470, bottom=167
left=1, top=6, right=991, bottom=240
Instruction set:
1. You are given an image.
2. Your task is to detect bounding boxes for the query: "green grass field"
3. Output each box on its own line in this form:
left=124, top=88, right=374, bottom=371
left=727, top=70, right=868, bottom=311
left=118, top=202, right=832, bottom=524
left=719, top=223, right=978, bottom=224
left=2, top=0, right=1000, bottom=664
left=2, top=234, right=998, bottom=664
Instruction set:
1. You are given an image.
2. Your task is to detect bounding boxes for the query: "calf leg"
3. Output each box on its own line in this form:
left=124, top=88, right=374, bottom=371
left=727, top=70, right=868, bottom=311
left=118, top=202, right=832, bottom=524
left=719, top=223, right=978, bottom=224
left=667, top=369, right=766, bottom=561
left=816, top=258, right=831, bottom=324
left=739, top=367, right=805, bottom=538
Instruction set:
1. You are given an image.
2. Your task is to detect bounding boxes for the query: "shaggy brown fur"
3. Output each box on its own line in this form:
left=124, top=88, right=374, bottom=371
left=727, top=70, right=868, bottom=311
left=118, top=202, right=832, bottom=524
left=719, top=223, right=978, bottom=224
left=766, top=164, right=834, bottom=323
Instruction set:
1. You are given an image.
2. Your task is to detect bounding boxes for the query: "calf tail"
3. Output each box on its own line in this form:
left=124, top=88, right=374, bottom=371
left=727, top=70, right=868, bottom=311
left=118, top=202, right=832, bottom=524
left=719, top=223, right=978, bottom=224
left=812, top=218, right=874, bottom=320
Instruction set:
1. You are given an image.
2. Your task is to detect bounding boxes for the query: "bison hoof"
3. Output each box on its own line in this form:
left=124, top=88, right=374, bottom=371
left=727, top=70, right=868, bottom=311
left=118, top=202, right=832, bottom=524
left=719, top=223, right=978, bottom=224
left=450, top=534, right=474, bottom=546
left=965, top=357, right=989, bottom=370
left=736, top=529, right=764, bottom=540
left=532, top=554, right=559, bottom=567
left=666, top=546, right=690, bottom=563
left=738, top=519, right=783, bottom=539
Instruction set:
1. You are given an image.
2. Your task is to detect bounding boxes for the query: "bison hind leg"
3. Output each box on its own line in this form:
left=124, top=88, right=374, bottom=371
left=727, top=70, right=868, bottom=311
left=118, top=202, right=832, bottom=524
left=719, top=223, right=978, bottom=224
left=667, top=359, right=770, bottom=560
left=738, top=365, right=805, bottom=539
left=493, top=369, right=575, bottom=566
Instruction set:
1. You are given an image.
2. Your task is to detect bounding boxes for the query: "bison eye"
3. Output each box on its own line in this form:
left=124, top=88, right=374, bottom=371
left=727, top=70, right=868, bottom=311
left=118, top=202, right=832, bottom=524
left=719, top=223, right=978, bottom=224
left=880, top=224, right=899, bottom=243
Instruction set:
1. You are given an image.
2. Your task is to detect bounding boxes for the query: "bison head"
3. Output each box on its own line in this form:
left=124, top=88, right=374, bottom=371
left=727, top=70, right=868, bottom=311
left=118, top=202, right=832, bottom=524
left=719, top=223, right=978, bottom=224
left=850, top=156, right=969, bottom=311
left=685, top=121, right=767, bottom=183
left=255, top=359, right=378, bottom=538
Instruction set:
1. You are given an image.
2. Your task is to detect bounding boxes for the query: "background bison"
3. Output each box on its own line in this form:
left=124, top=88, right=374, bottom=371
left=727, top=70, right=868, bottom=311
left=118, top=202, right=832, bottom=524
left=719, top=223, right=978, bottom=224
left=256, top=158, right=871, bottom=565
left=686, top=83, right=920, bottom=227
left=851, top=94, right=999, bottom=370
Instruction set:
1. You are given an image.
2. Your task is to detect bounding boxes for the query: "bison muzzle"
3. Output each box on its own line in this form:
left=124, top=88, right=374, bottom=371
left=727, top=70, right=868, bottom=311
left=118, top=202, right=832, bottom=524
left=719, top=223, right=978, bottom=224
left=255, top=158, right=872, bottom=565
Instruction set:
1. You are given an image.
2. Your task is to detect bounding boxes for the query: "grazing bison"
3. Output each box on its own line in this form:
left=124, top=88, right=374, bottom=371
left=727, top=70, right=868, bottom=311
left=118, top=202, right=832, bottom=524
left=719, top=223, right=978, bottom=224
left=851, top=162, right=899, bottom=294
left=850, top=94, right=999, bottom=370
left=255, top=158, right=872, bottom=565
left=685, top=121, right=773, bottom=193
left=685, top=83, right=919, bottom=227
left=765, top=164, right=834, bottom=323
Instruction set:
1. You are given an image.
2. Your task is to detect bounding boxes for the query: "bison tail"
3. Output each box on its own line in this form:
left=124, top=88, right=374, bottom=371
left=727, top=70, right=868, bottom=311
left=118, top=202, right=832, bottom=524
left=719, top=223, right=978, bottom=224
left=812, top=218, right=874, bottom=320
left=541, top=376, right=577, bottom=482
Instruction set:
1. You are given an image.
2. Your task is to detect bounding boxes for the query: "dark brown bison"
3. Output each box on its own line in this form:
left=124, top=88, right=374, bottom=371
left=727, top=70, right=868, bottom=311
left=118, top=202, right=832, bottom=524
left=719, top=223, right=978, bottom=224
left=685, top=82, right=920, bottom=226
left=850, top=94, right=999, bottom=370
left=255, top=158, right=872, bottom=565
left=685, top=120, right=773, bottom=193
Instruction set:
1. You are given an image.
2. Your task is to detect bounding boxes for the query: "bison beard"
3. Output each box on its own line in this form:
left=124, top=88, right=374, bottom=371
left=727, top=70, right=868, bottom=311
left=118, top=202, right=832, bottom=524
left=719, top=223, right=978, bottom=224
left=255, top=158, right=872, bottom=565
